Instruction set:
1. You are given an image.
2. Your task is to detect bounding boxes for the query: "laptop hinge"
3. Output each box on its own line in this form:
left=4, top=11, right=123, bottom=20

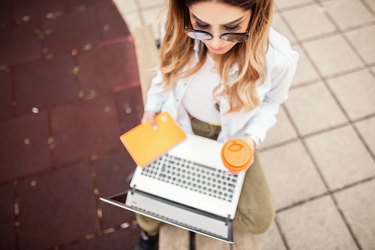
left=131, top=185, right=137, bottom=195
left=225, top=215, right=231, bottom=226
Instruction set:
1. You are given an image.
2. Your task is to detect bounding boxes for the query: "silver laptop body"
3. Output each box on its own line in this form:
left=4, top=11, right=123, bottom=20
left=100, top=134, right=247, bottom=243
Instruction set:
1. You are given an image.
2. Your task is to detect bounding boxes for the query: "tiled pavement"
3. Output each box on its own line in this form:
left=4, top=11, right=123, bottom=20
left=0, top=0, right=374, bottom=250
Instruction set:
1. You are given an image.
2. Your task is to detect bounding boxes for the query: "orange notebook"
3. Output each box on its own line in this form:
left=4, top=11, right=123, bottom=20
left=120, top=112, right=187, bottom=167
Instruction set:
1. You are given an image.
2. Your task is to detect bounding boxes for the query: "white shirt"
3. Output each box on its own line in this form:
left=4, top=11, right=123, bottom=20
left=182, top=53, right=221, bottom=125
left=145, top=14, right=299, bottom=148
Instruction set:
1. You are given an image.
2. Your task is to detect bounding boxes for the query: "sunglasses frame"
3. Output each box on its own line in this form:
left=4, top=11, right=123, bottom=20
left=183, top=4, right=257, bottom=43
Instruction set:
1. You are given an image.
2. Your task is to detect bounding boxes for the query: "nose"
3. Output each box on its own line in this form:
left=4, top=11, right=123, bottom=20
left=209, top=35, right=224, bottom=50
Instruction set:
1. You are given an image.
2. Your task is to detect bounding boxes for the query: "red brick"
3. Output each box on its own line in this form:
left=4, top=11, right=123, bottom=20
left=0, top=71, right=12, bottom=120
left=0, top=0, right=11, bottom=27
left=65, top=0, right=108, bottom=9
left=14, top=54, right=79, bottom=114
left=92, top=151, right=136, bottom=228
left=0, top=223, right=16, bottom=250
left=77, top=40, right=140, bottom=96
left=0, top=23, right=42, bottom=65
left=50, top=96, right=121, bottom=165
left=12, top=0, right=66, bottom=23
left=17, top=162, right=100, bottom=250
left=0, top=184, right=14, bottom=224
left=96, top=1, right=130, bottom=41
left=42, top=8, right=100, bottom=54
left=0, top=184, right=16, bottom=250
left=114, top=85, right=144, bottom=132
left=0, top=112, right=50, bottom=183
left=100, top=202, right=136, bottom=229
left=61, top=226, right=141, bottom=250
left=92, top=151, right=135, bottom=197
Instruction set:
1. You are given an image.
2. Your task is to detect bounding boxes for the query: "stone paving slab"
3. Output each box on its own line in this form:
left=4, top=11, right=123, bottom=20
left=285, top=81, right=347, bottom=136
left=355, top=116, right=375, bottom=154
left=327, top=69, right=375, bottom=121
left=334, top=179, right=375, bottom=249
left=278, top=195, right=358, bottom=250
left=260, top=140, right=327, bottom=210
left=303, top=34, right=364, bottom=78
left=305, top=125, right=375, bottom=191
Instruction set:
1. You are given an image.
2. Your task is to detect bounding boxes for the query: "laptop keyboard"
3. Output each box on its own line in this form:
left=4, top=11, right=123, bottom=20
left=140, top=154, right=238, bottom=202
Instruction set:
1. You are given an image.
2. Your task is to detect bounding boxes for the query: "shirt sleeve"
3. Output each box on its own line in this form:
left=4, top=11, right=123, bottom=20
left=144, top=12, right=170, bottom=113
left=244, top=49, right=299, bottom=148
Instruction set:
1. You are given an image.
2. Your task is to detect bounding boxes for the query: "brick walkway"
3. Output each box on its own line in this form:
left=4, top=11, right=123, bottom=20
left=0, top=1, right=143, bottom=249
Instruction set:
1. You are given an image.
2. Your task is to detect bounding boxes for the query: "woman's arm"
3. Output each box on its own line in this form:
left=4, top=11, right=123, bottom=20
left=243, top=49, right=299, bottom=148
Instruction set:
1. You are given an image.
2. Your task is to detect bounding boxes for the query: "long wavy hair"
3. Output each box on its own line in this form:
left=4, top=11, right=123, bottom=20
left=159, top=0, right=273, bottom=113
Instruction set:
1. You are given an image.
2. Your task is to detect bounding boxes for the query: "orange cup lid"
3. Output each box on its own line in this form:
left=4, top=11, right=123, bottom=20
left=221, top=139, right=253, bottom=171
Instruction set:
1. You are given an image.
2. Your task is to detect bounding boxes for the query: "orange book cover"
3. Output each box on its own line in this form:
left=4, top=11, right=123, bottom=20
left=120, top=112, right=186, bottom=167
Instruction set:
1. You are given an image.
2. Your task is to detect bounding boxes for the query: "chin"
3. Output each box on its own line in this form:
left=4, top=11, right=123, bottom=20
left=208, top=45, right=235, bottom=55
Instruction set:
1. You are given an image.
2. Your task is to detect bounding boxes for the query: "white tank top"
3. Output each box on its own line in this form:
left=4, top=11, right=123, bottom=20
left=182, top=54, right=222, bottom=125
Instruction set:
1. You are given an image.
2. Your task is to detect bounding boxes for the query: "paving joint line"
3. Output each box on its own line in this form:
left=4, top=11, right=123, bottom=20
left=88, top=161, right=105, bottom=232
left=276, top=175, right=375, bottom=213
left=274, top=216, right=290, bottom=250
left=0, top=146, right=124, bottom=187
left=359, top=0, right=375, bottom=16
left=289, top=78, right=321, bottom=90
left=134, top=0, right=145, bottom=26
left=258, top=116, right=373, bottom=153
left=12, top=180, right=20, bottom=250
left=54, top=222, right=132, bottom=249
left=276, top=1, right=316, bottom=13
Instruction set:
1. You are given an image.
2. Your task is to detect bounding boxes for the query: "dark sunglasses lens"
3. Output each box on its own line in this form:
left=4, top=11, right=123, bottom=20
left=186, top=31, right=212, bottom=40
left=221, top=33, right=248, bottom=43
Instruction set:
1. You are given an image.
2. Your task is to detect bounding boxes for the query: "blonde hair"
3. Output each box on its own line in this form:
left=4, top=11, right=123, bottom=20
left=159, top=0, right=273, bottom=113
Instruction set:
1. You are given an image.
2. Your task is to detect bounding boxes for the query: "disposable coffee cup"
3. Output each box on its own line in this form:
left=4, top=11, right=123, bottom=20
left=221, top=138, right=254, bottom=174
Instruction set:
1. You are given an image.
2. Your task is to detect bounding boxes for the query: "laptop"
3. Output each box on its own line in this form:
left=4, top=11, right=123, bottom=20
left=100, top=134, right=248, bottom=243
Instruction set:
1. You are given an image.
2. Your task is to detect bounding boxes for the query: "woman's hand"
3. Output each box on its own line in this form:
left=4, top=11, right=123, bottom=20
left=242, top=136, right=256, bottom=152
left=141, top=111, right=158, bottom=130
left=141, top=111, right=156, bottom=124
left=241, top=135, right=256, bottom=167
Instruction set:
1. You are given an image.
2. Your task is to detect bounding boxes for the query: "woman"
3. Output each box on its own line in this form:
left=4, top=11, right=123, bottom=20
left=135, top=0, right=299, bottom=249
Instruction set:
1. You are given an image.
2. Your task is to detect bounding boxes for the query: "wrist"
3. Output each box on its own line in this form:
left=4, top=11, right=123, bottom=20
left=242, top=135, right=256, bottom=151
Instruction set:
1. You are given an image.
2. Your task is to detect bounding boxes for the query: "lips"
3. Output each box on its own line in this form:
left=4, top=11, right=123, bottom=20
left=209, top=46, right=225, bottom=52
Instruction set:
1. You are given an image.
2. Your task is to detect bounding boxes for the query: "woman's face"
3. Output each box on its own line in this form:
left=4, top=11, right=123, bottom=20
left=189, top=1, right=252, bottom=55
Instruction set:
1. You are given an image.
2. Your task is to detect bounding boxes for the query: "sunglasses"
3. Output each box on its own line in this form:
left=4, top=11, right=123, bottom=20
left=183, top=5, right=256, bottom=43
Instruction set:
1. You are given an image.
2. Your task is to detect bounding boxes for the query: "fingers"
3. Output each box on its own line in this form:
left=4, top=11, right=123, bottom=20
left=141, top=111, right=158, bottom=131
